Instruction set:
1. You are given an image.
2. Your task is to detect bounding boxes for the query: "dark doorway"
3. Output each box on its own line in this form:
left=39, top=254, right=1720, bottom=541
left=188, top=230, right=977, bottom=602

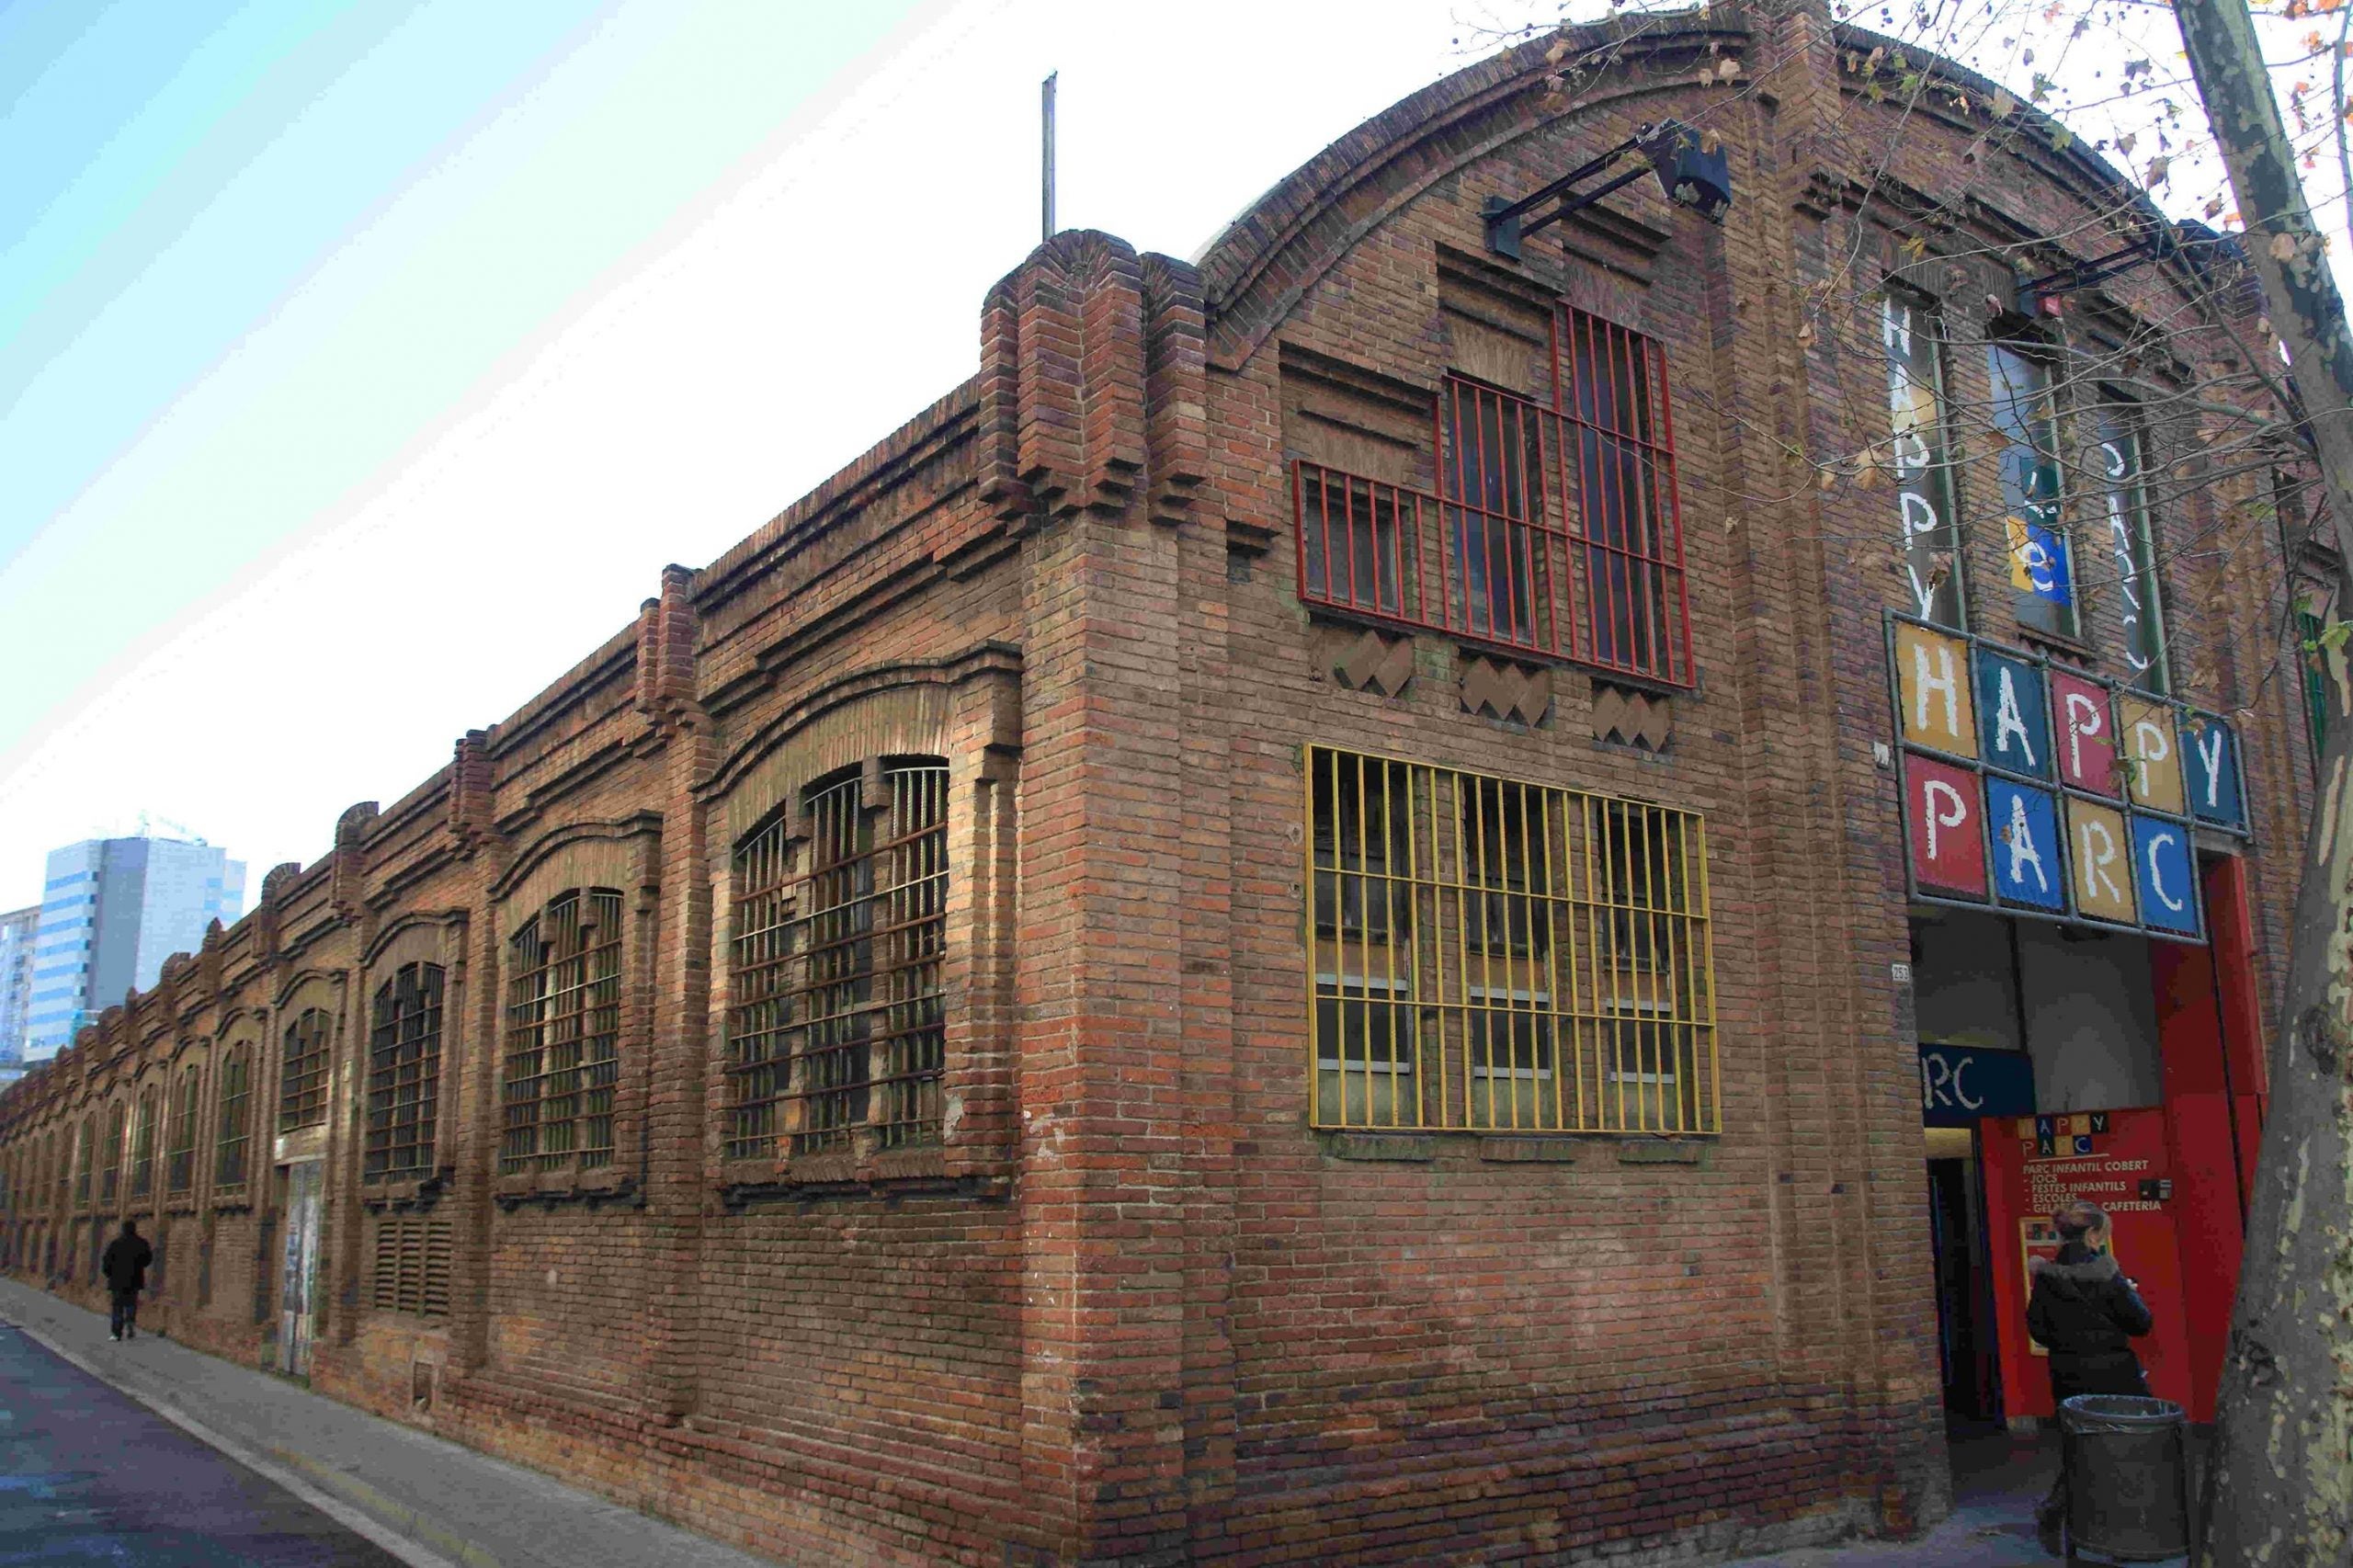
left=1927, top=1141, right=2001, bottom=1422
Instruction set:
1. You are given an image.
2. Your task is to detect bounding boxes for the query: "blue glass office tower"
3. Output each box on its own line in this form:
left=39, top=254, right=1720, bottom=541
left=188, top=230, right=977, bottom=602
left=24, top=837, right=245, bottom=1060
left=0, top=906, right=38, bottom=1065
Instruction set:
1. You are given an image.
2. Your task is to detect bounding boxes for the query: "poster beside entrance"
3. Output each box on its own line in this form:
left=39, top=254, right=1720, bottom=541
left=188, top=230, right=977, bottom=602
left=1978, top=1106, right=2204, bottom=1420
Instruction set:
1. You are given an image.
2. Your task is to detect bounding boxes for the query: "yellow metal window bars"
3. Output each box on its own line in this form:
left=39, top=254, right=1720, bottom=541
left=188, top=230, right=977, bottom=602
left=1306, top=745, right=1719, bottom=1135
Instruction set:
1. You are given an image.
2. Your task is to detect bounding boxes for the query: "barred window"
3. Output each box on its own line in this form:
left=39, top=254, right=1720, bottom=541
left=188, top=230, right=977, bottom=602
left=1882, top=290, right=1967, bottom=631
left=1990, top=342, right=2076, bottom=640
left=214, top=1046, right=251, bottom=1188
left=728, top=762, right=950, bottom=1159
left=1441, top=376, right=1555, bottom=648
left=73, top=1115, right=94, bottom=1210
left=502, top=890, right=622, bottom=1174
left=370, top=1214, right=453, bottom=1318
left=1296, top=310, right=1692, bottom=687
left=99, top=1102, right=123, bottom=1206
left=366, top=964, right=444, bottom=1179
left=1558, top=311, right=1690, bottom=682
left=2094, top=398, right=2168, bottom=693
left=130, top=1089, right=158, bottom=1200
left=279, top=1009, right=332, bottom=1133
left=1306, top=745, right=1717, bottom=1133
left=166, top=1068, right=200, bottom=1195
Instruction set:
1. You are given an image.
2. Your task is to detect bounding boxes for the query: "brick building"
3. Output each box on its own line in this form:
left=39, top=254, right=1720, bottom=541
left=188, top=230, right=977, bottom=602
left=0, top=10, right=2315, bottom=1564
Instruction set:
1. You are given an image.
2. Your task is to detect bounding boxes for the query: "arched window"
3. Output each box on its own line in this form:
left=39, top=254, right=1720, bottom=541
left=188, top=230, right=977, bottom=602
left=366, top=964, right=445, bottom=1179
left=98, top=1102, right=124, bottom=1206
left=279, top=1008, right=333, bottom=1132
left=129, top=1089, right=158, bottom=1201
left=725, top=760, right=949, bottom=1159
left=214, top=1046, right=252, bottom=1188
left=502, top=890, right=622, bottom=1174
left=72, top=1115, right=94, bottom=1209
left=167, top=1066, right=201, bottom=1195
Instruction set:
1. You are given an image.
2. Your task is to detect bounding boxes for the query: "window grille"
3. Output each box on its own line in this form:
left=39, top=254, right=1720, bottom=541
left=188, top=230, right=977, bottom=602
left=73, top=1115, right=93, bottom=1209
left=2093, top=399, right=2168, bottom=692
left=278, top=1009, right=332, bottom=1133
left=1293, top=309, right=1691, bottom=685
left=369, top=1213, right=452, bottom=1318
left=166, top=1067, right=200, bottom=1194
left=726, top=815, right=795, bottom=1160
left=1990, top=343, right=2075, bottom=639
left=1557, top=311, right=1691, bottom=682
left=366, top=964, right=444, bottom=1179
left=1882, top=291, right=1967, bottom=630
left=129, top=1090, right=157, bottom=1200
left=732, top=762, right=950, bottom=1158
left=99, top=1103, right=123, bottom=1205
left=1305, top=745, right=1717, bottom=1133
left=501, top=890, right=622, bottom=1174
left=1440, top=377, right=1560, bottom=651
left=872, top=765, right=949, bottom=1149
left=214, top=1047, right=251, bottom=1189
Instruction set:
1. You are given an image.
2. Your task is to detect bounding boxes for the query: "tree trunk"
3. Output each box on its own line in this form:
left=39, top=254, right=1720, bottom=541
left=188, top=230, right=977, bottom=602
left=2176, top=2, right=2353, bottom=1561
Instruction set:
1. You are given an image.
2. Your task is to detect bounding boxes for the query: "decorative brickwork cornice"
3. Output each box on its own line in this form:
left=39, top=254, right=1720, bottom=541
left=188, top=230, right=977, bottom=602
left=634, top=563, right=700, bottom=727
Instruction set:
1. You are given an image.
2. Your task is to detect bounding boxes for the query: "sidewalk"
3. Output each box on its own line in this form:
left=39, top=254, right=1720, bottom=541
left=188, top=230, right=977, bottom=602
left=0, top=1276, right=785, bottom=1568
left=1723, top=1426, right=2055, bottom=1564
left=1722, top=1424, right=2192, bottom=1566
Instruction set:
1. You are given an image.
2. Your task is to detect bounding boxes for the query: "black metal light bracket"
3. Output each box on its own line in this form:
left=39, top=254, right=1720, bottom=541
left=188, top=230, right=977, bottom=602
left=2018, top=217, right=2243, bottom=312
left=1483, top=119, right=1733, bottom=261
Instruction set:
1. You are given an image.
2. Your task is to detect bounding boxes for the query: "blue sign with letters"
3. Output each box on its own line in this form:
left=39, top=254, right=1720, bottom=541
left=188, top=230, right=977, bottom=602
left=1985, top=778, right=2064, bottom=911
left=1975, top=647, right=2052, bottom=778
left=2131, top=816, right=2200, bottom=937
left=2182, top=715, right=2245, bottom=832
left=1919, top=1042, right=2038, bottom=1127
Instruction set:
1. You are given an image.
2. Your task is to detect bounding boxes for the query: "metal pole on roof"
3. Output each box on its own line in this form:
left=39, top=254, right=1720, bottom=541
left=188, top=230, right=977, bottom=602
left=1041, top=72, right=1057, bottom=242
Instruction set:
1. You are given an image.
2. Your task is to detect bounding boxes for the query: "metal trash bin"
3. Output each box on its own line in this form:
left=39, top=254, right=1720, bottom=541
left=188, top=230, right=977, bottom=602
left=2059, top=1393, right=2192, bottom=1562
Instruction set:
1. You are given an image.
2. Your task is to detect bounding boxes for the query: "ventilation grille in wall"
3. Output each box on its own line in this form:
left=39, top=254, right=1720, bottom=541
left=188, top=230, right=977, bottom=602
left=371, top=1215, right=452, bottom=1319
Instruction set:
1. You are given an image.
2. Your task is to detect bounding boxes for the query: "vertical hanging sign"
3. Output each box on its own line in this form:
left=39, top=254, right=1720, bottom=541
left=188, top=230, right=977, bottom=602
left=1888, top=613, right=2245, bottom=942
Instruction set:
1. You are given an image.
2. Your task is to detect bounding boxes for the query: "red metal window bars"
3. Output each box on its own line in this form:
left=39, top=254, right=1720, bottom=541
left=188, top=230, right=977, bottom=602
left=1292, top=306, right=1692, bottom=687
left=501, top=890, right=623, bottom=1174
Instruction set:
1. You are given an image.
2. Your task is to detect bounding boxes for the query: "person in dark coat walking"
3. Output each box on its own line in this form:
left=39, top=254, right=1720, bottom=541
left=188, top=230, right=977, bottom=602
left=100, top=1220, right=153, bottom=1342
left=2027, top=1199, right=2154, bottom=1554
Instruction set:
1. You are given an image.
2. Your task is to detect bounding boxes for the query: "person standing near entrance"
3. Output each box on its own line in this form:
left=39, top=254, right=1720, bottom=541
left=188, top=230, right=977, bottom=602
left=2027, top=1199, right=2154, bottom=1554
left=100, top=1220, right=153, bottom=1342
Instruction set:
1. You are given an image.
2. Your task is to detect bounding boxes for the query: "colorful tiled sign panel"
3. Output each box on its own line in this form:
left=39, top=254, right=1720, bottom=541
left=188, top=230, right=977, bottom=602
left=1887, top=615, right=2246, bottom=943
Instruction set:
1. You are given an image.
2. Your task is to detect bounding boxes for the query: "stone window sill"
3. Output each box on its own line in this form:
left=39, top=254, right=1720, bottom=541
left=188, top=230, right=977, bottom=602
left=1315, top=1129, right=1713, bottom=1166
left=360, top=1170, right=450, bottom=1210
left=492, top=1166, right=637, bottom=1210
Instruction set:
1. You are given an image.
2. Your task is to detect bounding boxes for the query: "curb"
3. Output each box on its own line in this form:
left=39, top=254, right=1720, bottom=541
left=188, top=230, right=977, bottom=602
left=1, top=1311, right=473, bottom=1568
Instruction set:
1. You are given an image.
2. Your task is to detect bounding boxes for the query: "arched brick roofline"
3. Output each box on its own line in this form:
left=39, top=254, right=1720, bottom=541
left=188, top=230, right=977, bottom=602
left=1193, top=16, right=1742, bottom=370
left=1195, top=13, right=2202, bottom=373
left=1830, top=23, right=2146, bottom=214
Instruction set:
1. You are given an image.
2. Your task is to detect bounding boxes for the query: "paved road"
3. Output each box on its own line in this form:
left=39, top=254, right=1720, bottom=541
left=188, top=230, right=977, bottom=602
left=0, top=1324, right=403, bottom=1567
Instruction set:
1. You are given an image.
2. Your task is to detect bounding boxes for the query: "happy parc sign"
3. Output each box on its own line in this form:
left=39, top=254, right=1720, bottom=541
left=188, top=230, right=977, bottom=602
left=1886, top=614, right=2248, bottom=943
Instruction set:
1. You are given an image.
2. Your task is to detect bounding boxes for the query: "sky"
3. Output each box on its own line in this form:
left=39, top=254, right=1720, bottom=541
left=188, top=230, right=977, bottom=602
left=0, top=0, right=2341, bottom=923
left=0, top=0, right=1473, bottom=912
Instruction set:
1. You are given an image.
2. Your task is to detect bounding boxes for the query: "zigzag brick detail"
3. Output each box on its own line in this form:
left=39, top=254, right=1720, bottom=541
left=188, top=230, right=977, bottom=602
left=1458, top=655, right=1553, bottom=726
left=1593, top=683, right=1674, bottom=750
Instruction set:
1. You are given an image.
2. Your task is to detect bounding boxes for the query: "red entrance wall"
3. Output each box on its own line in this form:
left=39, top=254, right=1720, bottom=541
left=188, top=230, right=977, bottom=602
left=1984, top=858, right=2266, bottom=1424
left=2147, top=864, right=2257, bottom=1422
